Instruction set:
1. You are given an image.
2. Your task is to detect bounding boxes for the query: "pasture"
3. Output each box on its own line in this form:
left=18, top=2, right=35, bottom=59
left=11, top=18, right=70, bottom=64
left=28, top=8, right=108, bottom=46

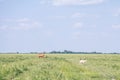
left=0, top=54, right=120, bottom=80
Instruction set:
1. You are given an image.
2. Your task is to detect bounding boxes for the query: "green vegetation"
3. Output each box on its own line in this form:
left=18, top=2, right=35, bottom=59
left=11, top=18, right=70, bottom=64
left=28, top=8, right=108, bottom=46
left=0, top=54, right=120, bottom=80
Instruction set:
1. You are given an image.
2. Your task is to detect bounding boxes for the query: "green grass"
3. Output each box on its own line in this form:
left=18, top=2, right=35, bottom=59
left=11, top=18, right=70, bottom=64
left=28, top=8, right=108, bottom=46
left=0, top=54, right=120, bottom=80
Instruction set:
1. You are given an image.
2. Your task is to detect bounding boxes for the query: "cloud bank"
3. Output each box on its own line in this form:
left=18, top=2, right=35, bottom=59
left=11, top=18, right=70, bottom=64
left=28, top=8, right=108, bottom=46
left=52, top=0, right=105, bottom=6
left=0, top=18, right=41, bottom=31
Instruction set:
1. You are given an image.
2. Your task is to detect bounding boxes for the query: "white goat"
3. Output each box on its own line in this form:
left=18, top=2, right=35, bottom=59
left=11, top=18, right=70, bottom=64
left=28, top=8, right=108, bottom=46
left=79, top=59, right=87, bottom=64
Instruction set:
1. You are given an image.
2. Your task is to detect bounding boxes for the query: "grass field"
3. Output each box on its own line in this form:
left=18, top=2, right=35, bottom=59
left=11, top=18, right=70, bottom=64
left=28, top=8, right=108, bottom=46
left=0, top=54, right=120, bottom=80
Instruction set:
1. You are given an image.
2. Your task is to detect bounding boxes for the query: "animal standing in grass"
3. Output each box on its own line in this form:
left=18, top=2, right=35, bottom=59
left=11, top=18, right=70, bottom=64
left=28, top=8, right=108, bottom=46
left=79, top=59, right=87, bottom=64
left=79, top=57, right=87, bottom=64
left=38, top=53, right=45, bottom=58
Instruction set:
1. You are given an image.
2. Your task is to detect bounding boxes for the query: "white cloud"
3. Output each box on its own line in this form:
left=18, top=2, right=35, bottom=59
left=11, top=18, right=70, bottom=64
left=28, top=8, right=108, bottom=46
left=71, top=12, right=100, bottom=19
left=0, top=25, right=8, bottom=30
left=0, top=18, right=29, bottom=22
left=52, top=0, right=105, bottom=6
left=51, top=15, right=66, bottom=19
left=0, top=18, right=14, bottom=22
left=40, top=0, right=51, bottom=5
left=44, top=30, right=54, bottom=37
left=17, top=18, right=30, bottom=22
left=114, top=8, right=120, bottom=17
left=40, top=1, right=46, bottom=4
left=71, top=13, right=84, bottom=18
left=112, top=24, right=120, bottom=29
left=99, top=32, right=110, bottom=37
left=73, top=22, right=83, bottom=29
left=72, top=32, right=81, bottom=39
left=0, top=18, right=42, bottom=31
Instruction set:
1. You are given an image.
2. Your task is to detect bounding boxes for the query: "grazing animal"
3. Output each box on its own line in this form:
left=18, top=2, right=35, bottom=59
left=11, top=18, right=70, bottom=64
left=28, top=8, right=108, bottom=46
left=79, top=59, right=87, bottom=64
left=38, top=53, right=45, bottom=58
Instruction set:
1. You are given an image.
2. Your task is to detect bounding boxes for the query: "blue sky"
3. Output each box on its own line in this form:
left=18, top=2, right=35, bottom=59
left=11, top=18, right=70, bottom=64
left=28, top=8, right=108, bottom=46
left=0, top=0, right=120, bottom=53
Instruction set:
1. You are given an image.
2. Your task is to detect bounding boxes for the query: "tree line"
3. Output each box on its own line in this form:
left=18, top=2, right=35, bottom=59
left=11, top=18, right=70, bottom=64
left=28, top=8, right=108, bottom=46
left=50, top=50, right=119, bottom=54
left=0, top=50, right=119, bottom=54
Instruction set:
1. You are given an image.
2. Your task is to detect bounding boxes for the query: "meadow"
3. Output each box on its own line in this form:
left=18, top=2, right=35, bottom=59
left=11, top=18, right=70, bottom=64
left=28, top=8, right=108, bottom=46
left=0, top=54, right=120, bottom=80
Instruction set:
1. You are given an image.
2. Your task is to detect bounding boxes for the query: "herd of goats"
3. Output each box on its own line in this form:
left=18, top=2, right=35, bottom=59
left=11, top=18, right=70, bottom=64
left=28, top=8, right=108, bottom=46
left=38, top=53, right=87, bottom=64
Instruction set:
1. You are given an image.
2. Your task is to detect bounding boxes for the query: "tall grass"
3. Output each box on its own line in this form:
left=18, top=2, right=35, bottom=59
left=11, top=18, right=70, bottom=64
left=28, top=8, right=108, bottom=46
left=0, top=54, right=120, bottom=80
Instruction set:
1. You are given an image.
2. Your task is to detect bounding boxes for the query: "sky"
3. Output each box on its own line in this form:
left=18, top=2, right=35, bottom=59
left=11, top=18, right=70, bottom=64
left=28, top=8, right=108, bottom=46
left=0, top=0, right=120, bottom=53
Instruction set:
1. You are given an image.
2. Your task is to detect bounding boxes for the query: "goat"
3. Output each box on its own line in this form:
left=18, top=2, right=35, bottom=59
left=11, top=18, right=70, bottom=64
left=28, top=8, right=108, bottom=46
left=38, top=53, right=45, bottom=58
left=80, top=60, right=87, bottom=64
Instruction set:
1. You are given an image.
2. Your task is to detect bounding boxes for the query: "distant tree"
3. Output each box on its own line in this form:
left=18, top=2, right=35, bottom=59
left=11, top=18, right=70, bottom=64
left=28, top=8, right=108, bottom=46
left=64, top=50, right=73, bottom=54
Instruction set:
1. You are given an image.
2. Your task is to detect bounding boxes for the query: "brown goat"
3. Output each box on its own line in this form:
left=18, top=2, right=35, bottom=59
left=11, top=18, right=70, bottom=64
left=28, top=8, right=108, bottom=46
left=38, top=53, right=45, bottom=58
